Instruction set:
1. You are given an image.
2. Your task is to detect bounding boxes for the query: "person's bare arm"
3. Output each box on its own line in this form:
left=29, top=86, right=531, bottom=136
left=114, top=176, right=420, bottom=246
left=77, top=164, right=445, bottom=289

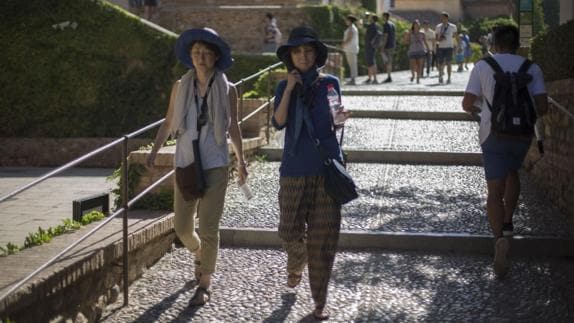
left=462, top=92, right=480, bottom=114
left=534, top=94, right=548, bottom=117
left=228, top=84, right=248, bottom=183
left=273, top=70, right=301, bottom=127
left=147, top=81, right=179, bottom=167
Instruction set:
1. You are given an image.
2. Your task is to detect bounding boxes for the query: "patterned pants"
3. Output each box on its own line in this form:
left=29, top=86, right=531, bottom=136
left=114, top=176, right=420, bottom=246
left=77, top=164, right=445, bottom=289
left=278, top=176, right=341, bottom=308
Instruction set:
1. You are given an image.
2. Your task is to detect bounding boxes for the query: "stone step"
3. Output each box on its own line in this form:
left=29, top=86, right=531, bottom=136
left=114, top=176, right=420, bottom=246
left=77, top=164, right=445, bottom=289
left=350, top=110, right=474, bottom=121
left=220, top=227, right=574, bottom=258
left=223, top=161, right=571, bottom=238
left=258, top=148, right=483, bottom=165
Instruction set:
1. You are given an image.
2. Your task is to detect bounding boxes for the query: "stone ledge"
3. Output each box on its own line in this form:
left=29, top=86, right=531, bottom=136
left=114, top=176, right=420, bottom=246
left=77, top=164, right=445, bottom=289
left=0, top=211, right=175, bottom=322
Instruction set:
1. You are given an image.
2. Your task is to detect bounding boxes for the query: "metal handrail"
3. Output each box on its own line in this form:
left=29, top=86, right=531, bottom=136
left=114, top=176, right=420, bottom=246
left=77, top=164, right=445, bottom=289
left=548, top=96, right=574, bottom=120
left=0, top=60, right=285, bottom=307
left=233, top=61, right=283, bottom=86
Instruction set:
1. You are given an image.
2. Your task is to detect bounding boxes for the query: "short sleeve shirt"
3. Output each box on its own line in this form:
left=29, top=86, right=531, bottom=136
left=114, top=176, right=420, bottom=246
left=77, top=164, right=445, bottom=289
left=383, top=21, right=396, bottom=49
left=435, top=22, right=457, bottom=48
left=465, top=53, right=546, bottom=144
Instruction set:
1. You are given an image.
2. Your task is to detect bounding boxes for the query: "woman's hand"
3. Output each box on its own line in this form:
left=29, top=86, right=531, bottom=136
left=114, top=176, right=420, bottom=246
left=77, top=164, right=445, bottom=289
left=285, top=69, right=302, bottom=93
left=146, top=151, right=157, bottom=169
left=333, top=105, right=352, bottom=126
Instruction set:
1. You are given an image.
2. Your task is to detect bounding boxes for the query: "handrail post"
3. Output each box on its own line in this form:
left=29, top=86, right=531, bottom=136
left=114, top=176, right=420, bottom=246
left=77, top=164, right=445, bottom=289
left=266, top=69, right=272, bottom=144
left=121, top=136, right=129, bottom=306
left=238, top=82, right=244, bottom=129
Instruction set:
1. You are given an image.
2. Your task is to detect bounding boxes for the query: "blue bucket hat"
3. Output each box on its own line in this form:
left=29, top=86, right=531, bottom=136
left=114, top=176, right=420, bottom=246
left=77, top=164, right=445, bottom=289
left=175, top=27, right=233, bottom=70
left=276, top=26, right=328, bottom=69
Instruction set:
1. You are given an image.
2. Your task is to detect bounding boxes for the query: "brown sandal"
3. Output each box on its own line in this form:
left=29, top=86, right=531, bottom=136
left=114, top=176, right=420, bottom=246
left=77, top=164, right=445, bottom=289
left=189, top=286, right=211, bottom=306
left=313, top=306, right=330, bottom=321
left=287, top=272, right=302, bottom=288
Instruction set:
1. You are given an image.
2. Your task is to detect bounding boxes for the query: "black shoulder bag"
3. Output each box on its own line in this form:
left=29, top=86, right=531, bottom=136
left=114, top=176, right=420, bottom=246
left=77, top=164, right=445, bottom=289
left=302, top=105, right=358, bottom=206
left=175, top=76, right=215, bottom=201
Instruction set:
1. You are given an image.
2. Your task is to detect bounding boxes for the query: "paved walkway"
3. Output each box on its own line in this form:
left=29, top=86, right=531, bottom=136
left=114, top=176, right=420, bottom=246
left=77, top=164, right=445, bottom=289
left=1, top=66, right=573, bottom=321
left=101, top=246, right=574, bottom=322
left=0, top=167, right=115, bottom=247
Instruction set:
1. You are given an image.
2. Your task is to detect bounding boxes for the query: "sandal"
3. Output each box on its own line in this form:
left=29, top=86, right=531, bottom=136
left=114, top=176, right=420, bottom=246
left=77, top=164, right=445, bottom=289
left=313, top=306, right=330, bottom=321
left=287, top=272, right=302, bottom=288
left=189, top=286, right=211, bottom=306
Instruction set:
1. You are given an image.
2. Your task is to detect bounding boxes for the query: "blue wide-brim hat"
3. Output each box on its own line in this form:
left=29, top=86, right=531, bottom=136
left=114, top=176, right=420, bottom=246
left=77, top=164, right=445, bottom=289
left=175, top=27, right=233, bottom=71
left=276, top=26, right=328, bottom=69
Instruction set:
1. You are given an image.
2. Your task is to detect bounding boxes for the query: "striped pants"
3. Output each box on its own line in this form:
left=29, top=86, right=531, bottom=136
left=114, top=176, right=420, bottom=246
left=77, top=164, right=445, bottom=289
left=278, top=175, right=341, bottom=308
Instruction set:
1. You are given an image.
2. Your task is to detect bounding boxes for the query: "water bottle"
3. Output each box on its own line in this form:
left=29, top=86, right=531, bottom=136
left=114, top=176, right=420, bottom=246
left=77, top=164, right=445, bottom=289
left=327, top=84, right=343, bottom=125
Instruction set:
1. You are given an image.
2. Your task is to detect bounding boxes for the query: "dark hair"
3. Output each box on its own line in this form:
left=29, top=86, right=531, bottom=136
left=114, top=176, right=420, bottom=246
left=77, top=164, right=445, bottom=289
left=492, top=25, right=519, bottom=52
left=411, top=19, right=420, bottom=32
left=383, top=12, right=390, bottom=19
left=190, top=40, right=221, bottom=57
left=441, top=12, right=449, bottom=18
left=372, top=15, right=379, bottom=22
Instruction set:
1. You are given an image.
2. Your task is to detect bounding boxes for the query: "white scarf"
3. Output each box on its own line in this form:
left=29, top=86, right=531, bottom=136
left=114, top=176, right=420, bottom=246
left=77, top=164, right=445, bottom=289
left=171, top=69, right=231, bottom=167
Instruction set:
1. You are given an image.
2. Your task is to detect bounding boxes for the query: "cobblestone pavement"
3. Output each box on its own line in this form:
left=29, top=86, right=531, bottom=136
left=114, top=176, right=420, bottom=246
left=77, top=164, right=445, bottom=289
left=223, top=161, right=571, bottom=237
left=343, top=96, right=464, bottom=112
left=101, top=246, right=574, bottom=322
left=343, top=119, right=480, bottom=152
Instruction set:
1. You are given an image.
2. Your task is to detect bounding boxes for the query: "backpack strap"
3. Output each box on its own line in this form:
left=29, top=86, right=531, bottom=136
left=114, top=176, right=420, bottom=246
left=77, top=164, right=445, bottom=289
left=482, top=56, right=504, bottom=74
left=518, top=58, right=533, bottom=74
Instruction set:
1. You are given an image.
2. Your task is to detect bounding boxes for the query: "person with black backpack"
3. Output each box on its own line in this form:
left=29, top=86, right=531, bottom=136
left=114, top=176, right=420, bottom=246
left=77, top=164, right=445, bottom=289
left=462, top=25, right=548, bottom=279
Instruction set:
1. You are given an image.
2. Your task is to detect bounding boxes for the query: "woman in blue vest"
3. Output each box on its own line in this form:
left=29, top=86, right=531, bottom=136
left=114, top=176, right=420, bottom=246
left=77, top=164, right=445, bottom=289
left=272, top=26, right=350, bottom=320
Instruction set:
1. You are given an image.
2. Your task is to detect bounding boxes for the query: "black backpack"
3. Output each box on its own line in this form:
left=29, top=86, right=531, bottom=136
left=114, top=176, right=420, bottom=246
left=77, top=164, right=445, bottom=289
left=483, top=56, right=537, bottom=137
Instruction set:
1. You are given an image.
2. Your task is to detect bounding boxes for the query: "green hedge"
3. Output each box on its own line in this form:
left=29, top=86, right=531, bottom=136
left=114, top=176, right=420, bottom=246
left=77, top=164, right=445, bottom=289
left=0, top=0, right=184, bottom=138
left=463, top=16, right=517, bottom=42
left=0, top=0, right=281, bottom=138
left=531, top=19, right=574, bottom=82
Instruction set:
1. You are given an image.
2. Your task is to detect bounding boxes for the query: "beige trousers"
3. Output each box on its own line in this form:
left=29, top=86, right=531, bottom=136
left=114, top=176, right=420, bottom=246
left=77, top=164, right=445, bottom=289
left=174, top=166, right=229, bottom=275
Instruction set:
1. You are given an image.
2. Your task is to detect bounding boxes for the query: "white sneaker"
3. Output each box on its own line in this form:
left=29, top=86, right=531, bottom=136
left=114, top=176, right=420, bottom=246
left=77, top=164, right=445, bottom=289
left=493, top=237, right=510, bottom=278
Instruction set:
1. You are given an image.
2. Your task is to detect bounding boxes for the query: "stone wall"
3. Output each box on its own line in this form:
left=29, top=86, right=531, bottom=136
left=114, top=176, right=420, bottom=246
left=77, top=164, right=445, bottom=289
left=524, top=78, right=574, bottom=221
left=129, top=137, right=266, bottom=196
left=0, top=138, right=150, bottom=168
left=156, top=4, right=310, bottom=53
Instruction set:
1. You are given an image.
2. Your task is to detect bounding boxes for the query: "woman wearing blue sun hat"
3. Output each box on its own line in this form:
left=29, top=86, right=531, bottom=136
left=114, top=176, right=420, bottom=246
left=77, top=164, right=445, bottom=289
left=273, top=26, right=351, bottom=320
left=147, top=27, right=248, bottom=306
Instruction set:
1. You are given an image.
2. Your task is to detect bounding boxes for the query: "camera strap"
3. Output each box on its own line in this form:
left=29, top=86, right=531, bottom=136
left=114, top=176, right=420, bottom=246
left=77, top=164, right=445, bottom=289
left=193, top=74, right=216, bottom=132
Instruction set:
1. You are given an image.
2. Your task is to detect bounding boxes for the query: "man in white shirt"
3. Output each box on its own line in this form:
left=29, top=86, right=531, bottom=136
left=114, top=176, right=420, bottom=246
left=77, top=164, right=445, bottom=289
left=341, top=15, right=359, bottom=85
left=422, top=20, right=436, bottom=77
left=462, top=25, right=548, bottom=279
left=435, top=12, right=457, bottom=84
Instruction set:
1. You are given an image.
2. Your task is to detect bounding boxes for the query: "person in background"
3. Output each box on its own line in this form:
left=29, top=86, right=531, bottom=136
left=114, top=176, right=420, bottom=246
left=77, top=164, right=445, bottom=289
left=147, top=27, right=248, bottom=306
left=380, top=12, right=396, bottom=83
left=273, top=26, right=351, bottom=320
left=462, top=30, right=472, bottom=70
left=263, top=12, right=282, bottom=53
left=363, top=13, right=380, bottom=84
left=455, top=34, right=466, bottom=72
left=435, top=12, right=457, bottom=84
left=143, top=0, right=157, bottom=20
left=422, top=20, right=436, bottom=77
left=405, top=19, right=429, bottom=84
left=341, top=15, right=359, bottom=85
left=462, top=25, right=548, bottom=279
